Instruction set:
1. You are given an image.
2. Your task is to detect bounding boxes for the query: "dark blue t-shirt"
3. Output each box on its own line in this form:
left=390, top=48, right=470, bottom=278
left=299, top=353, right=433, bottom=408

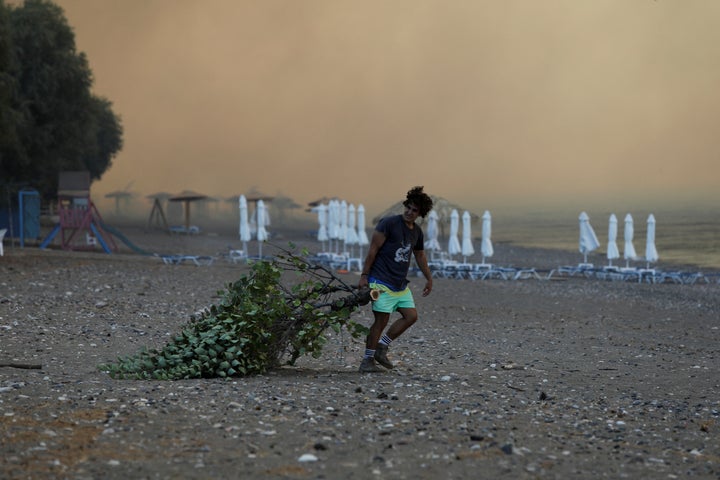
left=369, top=215, right=424, bottom=291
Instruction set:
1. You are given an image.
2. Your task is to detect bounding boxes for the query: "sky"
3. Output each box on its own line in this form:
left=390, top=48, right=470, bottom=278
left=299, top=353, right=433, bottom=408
left=52, top=0, right=720, bottom=218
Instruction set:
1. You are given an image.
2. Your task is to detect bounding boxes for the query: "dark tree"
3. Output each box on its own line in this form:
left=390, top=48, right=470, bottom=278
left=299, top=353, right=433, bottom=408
left=0, top=1, right=23, bottom=168
left=0, top=0, right=122, bottom=202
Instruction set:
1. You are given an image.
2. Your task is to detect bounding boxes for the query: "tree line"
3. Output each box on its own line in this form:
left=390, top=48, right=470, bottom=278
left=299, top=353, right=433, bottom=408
left=0, top=0, right=122, bottom=203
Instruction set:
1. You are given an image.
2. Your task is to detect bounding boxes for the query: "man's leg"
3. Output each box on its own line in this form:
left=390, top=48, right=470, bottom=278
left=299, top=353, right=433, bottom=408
left=375, top=307, right=418, bottom=369
left=367, top=310, right=390, bottom=349
left=385, top=307, right=418, bottom=339
left=359, top=311, right=390, bottom=373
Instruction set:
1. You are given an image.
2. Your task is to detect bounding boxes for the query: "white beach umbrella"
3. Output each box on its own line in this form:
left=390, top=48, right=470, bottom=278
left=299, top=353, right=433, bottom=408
left=256, top=199, right=268, bottom=258
left=461, top=210, right=475, bottom=262
left=645, top=214, right=658, bottom=268
left=328, top=200, right=340, bottom=253
left=606, top=213, right=620, bottom=266
left=424, top=209, right=441, bottom=257
left=339, top=200, right=348, bottom=253
left=357, top=204, right=369, bottom=258
left=624, top=213, right=637, bottom=267
left=239, top=195, right=251, bottom=253
left=346, top=203, right=359, bottom=256
left=481, top=210, right=494, bottom=264
left=579, top=211, right=600, bottom=264
left=316, top=203, right=328, bottom=251
left=448, top=209, right=461, bottom=258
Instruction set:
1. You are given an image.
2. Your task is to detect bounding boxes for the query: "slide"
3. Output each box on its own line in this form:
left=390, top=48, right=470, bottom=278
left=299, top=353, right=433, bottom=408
left=100, top=222, right=153, bottom=256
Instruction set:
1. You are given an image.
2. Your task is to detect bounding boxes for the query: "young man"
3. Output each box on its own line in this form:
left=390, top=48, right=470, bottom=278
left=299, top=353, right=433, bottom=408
left=357, top=186, right=434, bottom=373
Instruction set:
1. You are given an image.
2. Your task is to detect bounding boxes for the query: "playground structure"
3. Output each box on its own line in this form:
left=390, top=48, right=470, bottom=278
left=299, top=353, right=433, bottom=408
left=40, top=171, right=118, bottom=253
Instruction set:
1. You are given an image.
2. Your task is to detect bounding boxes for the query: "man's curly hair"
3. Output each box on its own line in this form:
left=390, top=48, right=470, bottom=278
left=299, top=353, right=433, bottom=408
left=403, top=186, right=433, bottom=218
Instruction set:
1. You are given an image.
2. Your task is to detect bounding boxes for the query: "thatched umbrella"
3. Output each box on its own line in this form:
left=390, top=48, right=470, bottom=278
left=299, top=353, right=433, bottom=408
left=169, top=190, right=208, bottom=231
left=104, top=190, right=134, bottom=216
left=307, top=196, right=337, bottom=210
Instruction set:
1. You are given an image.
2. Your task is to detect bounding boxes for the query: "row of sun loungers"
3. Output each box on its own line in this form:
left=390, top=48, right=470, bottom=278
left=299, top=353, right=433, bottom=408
left=546, top=264, right=712, bottom=284
left=156, top=248, right=273, bottom=267
left=153, top=248, right=718, bottom=285
left=307, top=252, right=363, bottom=271
left=424, top=260, right=714, bottom=285
left=426, top=261, right=549, bottom=281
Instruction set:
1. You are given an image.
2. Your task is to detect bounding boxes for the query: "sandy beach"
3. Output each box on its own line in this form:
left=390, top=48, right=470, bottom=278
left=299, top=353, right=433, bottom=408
left=1, top=227, right=719, bottom=479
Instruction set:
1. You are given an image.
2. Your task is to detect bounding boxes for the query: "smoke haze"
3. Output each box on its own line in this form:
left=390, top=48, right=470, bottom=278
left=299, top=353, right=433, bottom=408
left=54, top=0, right=720, bottom=217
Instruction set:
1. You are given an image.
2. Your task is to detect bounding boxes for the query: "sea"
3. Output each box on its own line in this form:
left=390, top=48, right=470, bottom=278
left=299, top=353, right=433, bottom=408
left=492, top=206, right=720, bottom=271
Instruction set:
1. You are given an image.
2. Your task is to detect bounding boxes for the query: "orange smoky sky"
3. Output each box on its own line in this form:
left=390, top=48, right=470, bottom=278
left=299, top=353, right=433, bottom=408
left=53, top=0, right=720, bottom=217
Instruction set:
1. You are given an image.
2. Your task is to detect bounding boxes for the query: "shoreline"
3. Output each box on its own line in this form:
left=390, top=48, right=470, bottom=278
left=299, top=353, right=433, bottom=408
left=6, top=223, right=717, bottom=276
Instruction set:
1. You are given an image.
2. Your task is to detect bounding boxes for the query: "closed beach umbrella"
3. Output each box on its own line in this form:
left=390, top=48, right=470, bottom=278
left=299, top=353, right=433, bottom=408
left=239, top=195, right=251, bottom=253
left=424, top=209, right=441, bottom=256
left=461, top=211, right=475, bottom=262
left=579, top=212, right=600, bottom=264
left=624, top=213, right=637, bottom=267
left=481, top=210, right=494, bottom=264
left=346, top=204, right=359, bottom=256
left=357, top=204, right=369, bottom=258
left=316, top=203, right=328, bottom=251
left=256, top=200, right=268, bottom=258
left=328, top=200, right=340, bottom=253
left=448, top=209, right=461, bottom=258
left=645, top=214, right=658, bottom=268
left=606, top=214, right=619, bottom=266
left=339, top=200, right=348, bottom=253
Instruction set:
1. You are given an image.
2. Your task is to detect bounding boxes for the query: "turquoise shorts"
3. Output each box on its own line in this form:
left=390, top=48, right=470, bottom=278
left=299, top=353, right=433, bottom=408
left=370, top=282, right=416, bottom=313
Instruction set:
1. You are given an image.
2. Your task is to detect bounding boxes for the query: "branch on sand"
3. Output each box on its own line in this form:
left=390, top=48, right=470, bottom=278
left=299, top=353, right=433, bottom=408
left=100, top=243, right=372, bottom=380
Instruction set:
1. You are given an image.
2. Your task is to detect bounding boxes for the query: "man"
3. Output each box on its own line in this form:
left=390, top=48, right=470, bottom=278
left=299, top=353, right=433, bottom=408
left=357, top=186, right=434, bottom=373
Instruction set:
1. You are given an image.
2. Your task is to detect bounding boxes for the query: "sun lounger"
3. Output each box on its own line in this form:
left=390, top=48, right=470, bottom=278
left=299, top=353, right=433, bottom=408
left=169, top=225, right=201, bottom=235
left=228, top=249, right=247, bottom=264
left=305, top=252, right=348, bottom=270
left=427, top=260, right=459, bottom=279
left=346, top=257, right=362, bottom=272
left=471, top=266, right=515, bottom=280
left=702, top=272, right=720, bottom=284
left=159, top=254, right=215, bottom=266
left=512, top=268, right=541, bottom=280
left=653, top=270, right=705, bottom=285
left=453, top=263, right=473, bottom=279
left=555, top=263, right=596, bottom=277
left=429, top=261, right=445, bottom=278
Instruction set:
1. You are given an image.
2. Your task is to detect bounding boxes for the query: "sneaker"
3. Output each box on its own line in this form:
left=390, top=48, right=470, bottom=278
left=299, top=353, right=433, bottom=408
left=374, top=344, right=394, bottom=369
left=358, top=357, right=384, bottom=373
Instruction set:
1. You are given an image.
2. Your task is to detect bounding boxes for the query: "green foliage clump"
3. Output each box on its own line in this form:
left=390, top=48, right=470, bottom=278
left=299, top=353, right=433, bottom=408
left=100, top=250, right=370, bottom=380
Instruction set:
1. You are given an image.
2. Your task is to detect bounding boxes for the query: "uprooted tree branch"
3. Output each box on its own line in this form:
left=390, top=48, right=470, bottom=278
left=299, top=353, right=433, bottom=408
left=100, top=245, right=373, bottom=380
